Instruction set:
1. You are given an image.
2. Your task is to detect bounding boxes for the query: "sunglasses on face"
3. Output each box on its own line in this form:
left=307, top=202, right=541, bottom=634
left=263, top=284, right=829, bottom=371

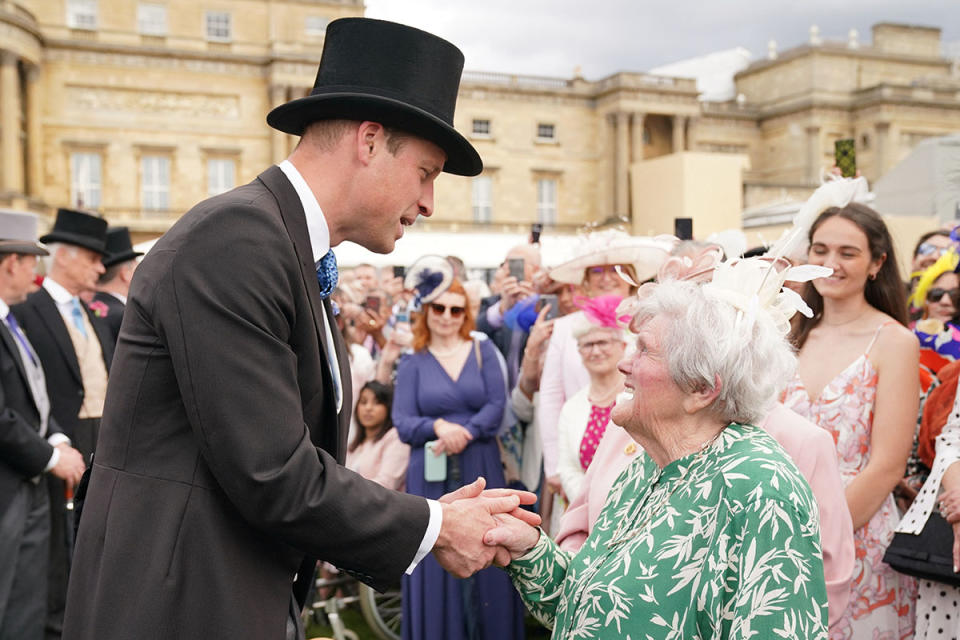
left=429, top=303, right=466, bottom=317
left=917, top=243, right=951, bottom=258
left=927, top=287, right=960, bottom=304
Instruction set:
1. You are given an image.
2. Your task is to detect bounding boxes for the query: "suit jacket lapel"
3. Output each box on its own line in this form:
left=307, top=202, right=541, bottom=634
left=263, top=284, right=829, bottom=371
left=257, top=166, right=342, bottom=442
left=323, top=297, right=353, bottom=456
left=0, top=322, right=34, bottom=409
left=33, top=288, right=82, bottom=385
left=85, top=304, right=115, bottom=371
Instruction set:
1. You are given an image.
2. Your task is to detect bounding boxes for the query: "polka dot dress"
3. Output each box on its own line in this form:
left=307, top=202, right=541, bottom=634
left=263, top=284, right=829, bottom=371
left=915, top=581, right=960, bottom=639
left=578, top=404, right=612, bottom=471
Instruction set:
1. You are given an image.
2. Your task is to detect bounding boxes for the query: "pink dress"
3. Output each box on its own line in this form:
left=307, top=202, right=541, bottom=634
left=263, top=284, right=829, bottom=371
left=782, top=322, right=916, bottom=640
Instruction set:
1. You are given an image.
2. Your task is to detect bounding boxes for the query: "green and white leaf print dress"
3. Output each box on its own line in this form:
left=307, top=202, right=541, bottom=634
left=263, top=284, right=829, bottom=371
left=508, top=423, right=829, bottom=640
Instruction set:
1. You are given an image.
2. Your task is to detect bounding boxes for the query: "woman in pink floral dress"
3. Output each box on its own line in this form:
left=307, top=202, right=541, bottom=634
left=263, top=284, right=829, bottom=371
left=782, top=202, right=920, bottom=639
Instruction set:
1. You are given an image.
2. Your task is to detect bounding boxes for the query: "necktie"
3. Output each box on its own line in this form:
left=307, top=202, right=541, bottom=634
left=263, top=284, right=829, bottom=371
left=70, top=298, right=88, bottom=337
left=316, top=250, right=338, bottom=299
left=5, top=313, right=37, bottom=366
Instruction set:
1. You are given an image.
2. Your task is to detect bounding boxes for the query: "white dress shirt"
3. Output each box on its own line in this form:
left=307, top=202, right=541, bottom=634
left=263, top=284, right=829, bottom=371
left=277, top=160, right=441, bottom=573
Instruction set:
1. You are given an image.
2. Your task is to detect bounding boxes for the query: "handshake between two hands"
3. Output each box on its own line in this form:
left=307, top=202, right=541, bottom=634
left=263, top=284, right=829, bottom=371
left=431, top=477, right=544, bottom=579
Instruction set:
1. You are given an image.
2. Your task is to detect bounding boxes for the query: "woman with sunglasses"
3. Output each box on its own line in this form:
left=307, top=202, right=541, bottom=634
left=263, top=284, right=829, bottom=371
left=911, top=251, right=960, bottom=381
left=393, top=277, right=525, bottom=640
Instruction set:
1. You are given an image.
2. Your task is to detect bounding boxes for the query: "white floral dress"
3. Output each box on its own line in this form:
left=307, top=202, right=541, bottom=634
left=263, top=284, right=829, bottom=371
left=507, top=423, right=829, bottom=639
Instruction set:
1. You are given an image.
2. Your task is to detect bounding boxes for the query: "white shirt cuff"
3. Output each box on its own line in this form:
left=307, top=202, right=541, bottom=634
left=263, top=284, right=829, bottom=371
left=44, top=446, right=60, bottom=473
left=47, top=433, right=70, bottom=447
left=405, top=498, right=442, bottom=574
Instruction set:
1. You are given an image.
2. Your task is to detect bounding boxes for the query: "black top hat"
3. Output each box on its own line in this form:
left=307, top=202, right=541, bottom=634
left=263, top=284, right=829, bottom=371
left=102, top=227, right=143, bottom=268
left=39, top=208, right=108, bottom=255
left=267, top=18, right=482, bottom=177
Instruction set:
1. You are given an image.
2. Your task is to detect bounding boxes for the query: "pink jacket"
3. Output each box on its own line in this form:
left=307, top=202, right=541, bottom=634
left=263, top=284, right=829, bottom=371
left=345, top=428, right=410, bottom=492
left=555, top=403, right=854, bottom=629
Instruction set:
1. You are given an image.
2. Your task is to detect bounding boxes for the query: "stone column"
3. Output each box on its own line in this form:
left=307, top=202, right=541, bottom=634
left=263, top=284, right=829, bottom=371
left=615, top=111, right=629, bottom=216
left=805, top=125, right=821, bottom=183
left=631, top=112, right=646, bottom=163
left=270, top=84, right=289, bottom=164
left=0, top=52, right=24, bottom=194
left=874, top=122, right=891, bottom=179
left=24, top=64, right=41, bottom=197
left=672, top=115, right=687, bottom=153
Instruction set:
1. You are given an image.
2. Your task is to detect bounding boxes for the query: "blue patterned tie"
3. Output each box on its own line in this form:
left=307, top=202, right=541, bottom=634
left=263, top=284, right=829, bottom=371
left=70, top=298, right=88, bottom=337
left=316, top=250, right=338, bottom=299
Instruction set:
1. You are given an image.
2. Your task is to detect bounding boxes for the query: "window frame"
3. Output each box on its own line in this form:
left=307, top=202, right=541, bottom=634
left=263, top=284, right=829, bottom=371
left=137, top=2, right=168, bottom=36
left=471, top=175, right=493, bottom=224
left=536, top=123, right=556, bottom=141
left=536, top=177, right=557, bottom=226
left=204, top=10, right=232, bottom=43
left=305, top=16, right=328, bottom=38
left=141, top=154, right=171, bottom=213
left=70, top=151, right=102, bottom=209
left=207, top=157, right=236, bottom=197
left=66, top=0, right=98, bottom=30
left=471, top=118, right=492, bottom=138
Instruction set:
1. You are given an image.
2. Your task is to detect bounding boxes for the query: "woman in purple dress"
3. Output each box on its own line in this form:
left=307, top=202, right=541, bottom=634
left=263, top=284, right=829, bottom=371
left=393, top=276, right=525, bottom=640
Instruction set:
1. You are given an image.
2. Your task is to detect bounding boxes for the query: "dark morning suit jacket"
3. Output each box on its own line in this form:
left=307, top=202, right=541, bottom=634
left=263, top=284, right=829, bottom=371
left=476, top=294, right=529, bottom=376
left=11, top=287, right=114, bottom=441
left=62, top=166, right=431, bottom=640
left=0, top=318, right=62, bottom=516
left=91, top=291, right=124, bottom=349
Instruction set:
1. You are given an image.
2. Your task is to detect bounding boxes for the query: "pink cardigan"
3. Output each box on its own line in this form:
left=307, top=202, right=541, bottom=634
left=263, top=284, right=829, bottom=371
left=555, top=403, right=855, bottom=629
left=345, top=428, right=410, bottom=492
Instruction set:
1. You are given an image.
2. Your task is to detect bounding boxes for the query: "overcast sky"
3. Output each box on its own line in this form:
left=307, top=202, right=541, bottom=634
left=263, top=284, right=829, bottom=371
left=364, top=1, right=960, bottom=80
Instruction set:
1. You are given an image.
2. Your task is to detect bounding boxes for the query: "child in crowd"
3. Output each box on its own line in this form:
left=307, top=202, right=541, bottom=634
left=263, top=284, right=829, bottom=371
left=345, top=381, right=409, bottom=492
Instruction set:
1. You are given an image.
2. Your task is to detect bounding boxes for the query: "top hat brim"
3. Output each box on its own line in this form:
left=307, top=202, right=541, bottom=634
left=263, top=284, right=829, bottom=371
left=102, top=249, right=144, bottom=268
left=0, top=240, right=48, bottom=256
left=39, top=231, right=107, bottom=255
left=267, top=93, right=482, bottom=177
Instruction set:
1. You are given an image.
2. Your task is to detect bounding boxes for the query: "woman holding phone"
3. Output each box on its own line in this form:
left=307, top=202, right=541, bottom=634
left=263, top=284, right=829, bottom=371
left=393, top=259, right=524, bottom=640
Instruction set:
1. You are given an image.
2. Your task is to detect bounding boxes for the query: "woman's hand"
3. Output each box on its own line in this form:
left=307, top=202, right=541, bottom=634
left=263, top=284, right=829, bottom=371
left=485, top=513, right=542, bottom=566
left=517, top=308, right=555, bottom=397
left=433, top=418, right=473, bottom=455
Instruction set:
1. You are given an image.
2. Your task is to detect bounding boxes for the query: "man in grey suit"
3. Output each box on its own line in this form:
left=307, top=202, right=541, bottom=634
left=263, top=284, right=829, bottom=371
left=63, top=18, right=536, bottom=640
left=0, top=212, right=85, bottom=640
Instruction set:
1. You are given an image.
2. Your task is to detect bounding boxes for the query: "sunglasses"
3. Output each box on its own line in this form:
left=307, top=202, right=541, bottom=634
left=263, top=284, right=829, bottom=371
left=927, top=287, right=960, bottom=304
left=429, top=303, right=466, bottom=317
left=577, top=338, right=617, bottom=353
left=917, top=243, right=951, bottom=258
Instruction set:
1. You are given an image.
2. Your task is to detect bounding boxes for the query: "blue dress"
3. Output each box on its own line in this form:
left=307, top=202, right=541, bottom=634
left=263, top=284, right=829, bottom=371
left=393, top=339, right=525, bottom=640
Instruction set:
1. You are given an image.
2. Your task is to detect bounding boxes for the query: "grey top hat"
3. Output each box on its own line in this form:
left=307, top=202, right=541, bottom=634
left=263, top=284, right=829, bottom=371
left=0, top=210, right=49, bottom=256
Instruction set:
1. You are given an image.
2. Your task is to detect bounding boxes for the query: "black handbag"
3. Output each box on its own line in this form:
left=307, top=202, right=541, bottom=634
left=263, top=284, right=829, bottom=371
left=883, top=511, right=960, bottom=587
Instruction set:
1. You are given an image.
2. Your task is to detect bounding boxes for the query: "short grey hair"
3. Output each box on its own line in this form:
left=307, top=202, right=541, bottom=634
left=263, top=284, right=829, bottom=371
left=631, top=279, right=796, bottom=425
left=42, top=242, right=75, bottom=274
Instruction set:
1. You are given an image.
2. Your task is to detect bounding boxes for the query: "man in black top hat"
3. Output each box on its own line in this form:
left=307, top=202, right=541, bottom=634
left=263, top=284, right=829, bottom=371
left=91, top=227, right=142, bottom=346
left=63, top=18, right=536, bottom=640
left=0, top=211, right=86, bottom=640
left=11, top=207, right=113, bottom=638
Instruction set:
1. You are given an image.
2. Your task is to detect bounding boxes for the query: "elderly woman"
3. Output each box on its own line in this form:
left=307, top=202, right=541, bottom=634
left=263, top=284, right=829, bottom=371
left=556, top=296, right=627, bottom=502
left=486, top=274, right=829, bottom=638
left=538, top=230, right=671, bottom=509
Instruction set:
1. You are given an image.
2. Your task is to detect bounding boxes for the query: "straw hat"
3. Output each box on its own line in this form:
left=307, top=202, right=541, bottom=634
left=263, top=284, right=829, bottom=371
left=548, top=230, right=674, bottom=285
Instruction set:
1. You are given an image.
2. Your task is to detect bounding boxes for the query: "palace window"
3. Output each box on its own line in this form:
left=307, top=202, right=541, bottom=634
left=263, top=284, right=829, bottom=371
left=472, top=176, right=493, bottom=224
left=67, top=0, right=97, bottom=30
left=205, top=11, right=232, bottom=42
left=305, top=16, right=328, bottom=37
left=537, top=123, right=556, bottom=141
left=536, top=178, right=557, bottom=225
left=138, top=3, right=167, bottom=36
left=207, top=158, right=235, bottom=197
left=141, top=155, right=170, bottom=211
left=70, top=152, right=101, bottom=209
left=472, top=119, right=491, bottom=137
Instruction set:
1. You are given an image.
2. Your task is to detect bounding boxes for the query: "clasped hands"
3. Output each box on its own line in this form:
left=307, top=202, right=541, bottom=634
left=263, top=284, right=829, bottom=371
left=432, top=477, right=543, bottom=578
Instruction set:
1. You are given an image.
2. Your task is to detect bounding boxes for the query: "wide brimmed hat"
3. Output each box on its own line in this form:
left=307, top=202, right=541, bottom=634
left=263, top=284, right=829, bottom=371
left=549, top=230, right=674, bottom=285
left=404, top=255, right=454, bottom=304
left=0, top=210, right=48, bottom=256
left=39, top=208, right=107, bottom=254
left=102, top=227, right=143, bottom=268
left=267, top=18, right=482, bottom=177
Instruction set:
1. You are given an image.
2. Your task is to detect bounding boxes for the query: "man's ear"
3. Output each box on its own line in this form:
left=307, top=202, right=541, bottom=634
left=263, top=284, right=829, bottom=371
left=355, top=121, right=385, bottom=166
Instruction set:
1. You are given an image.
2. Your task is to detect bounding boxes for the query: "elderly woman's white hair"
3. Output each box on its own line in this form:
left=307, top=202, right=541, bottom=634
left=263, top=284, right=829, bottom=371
left=630, top=279, right=796, bottom=425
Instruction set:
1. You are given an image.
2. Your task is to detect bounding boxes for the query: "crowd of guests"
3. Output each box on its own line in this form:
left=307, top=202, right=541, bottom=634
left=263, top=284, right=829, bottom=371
left=11, top=176, right=960, bottom=639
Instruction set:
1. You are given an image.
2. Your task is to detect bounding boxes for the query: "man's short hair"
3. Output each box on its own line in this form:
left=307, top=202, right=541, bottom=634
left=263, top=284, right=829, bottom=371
left=302, top=119, right=410, bottom=155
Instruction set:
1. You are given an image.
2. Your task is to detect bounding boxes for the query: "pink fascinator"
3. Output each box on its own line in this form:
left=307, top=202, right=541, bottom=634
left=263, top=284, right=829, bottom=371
left=572, top=294, right=631, bottom=338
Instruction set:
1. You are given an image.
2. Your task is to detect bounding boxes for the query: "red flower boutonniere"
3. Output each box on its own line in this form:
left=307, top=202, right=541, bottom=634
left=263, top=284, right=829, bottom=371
left=88, top=300, right=109, bottom=318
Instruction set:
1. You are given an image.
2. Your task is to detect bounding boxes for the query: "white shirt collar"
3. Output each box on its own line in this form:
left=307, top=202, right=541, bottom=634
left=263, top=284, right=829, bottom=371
left=278, top=160, right=330, bottom=264
left=0, top=299, right=9, bottom=321
left=42, top=277, right=75, bottom=305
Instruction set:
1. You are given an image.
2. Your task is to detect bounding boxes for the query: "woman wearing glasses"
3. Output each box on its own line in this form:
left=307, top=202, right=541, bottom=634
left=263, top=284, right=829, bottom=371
left=555, top=296, right=627, bottom=502
left=393, top=272, right=525, bottom=640
left=911, top=250, right=960, bottom=379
